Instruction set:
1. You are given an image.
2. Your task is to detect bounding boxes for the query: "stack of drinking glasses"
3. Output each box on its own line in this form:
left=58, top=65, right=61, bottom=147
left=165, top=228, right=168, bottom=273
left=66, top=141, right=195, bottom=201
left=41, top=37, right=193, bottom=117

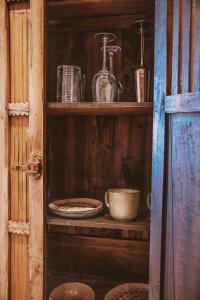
left=56, top=65, right=85, bottom=103
left=56, top=33, right=122, bottom=104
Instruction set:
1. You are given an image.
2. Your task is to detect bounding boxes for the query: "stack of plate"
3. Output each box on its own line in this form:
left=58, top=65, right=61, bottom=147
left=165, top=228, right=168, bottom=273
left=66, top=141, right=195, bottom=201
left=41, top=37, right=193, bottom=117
left=48, top=198, right=103, bottom=219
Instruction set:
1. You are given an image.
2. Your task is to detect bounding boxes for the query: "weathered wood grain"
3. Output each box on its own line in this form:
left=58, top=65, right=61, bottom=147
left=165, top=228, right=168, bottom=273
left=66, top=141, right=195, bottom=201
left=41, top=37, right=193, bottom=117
left=47, top=102, right=153, bottom=115
left=171, top=0, right=180, bottom=95
left=181, top=0, right=191, bottom=93
left=47, top=233, right=149, bottom=283
left=165, top=114, right=200, bottom=299
left=47, top=214, right=150, bottom=241
left=192, top=0, right=200, bottom=92
left=29, top=0, right=45, bottom=299
left=0, top=1, right=9, bottom=299
left=149, top=0, right=167, bottom=299
left=153, top=1, right=200, bottom=299
left=165, top=92, right=200, bottom=113
left=9, top=4, right=30, bottom=300
left=47, top=0, right=154, bottom=19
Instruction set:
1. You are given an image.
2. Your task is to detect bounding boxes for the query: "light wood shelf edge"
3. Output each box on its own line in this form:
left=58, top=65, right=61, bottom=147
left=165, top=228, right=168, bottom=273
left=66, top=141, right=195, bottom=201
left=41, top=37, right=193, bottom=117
left=47, top=102, right=153, bottom=116
left=47, top=214, right=150, bottom=232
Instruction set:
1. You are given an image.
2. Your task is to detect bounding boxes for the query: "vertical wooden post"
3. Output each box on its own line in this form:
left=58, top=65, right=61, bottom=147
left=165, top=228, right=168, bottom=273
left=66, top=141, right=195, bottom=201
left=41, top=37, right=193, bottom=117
left=9, top=4, right=30, bottom=299
left=0, top=1, right=10, bottom=299
left=29, top=0, right=45, bottom=299
left=149, top=0, right=167, bottom=299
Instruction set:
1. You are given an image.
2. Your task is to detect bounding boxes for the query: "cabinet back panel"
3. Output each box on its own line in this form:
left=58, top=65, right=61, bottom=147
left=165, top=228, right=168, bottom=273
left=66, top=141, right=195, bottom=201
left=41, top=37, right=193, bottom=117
left=47, top=14, right=154, bottom=102
left=47, top=115, right=152, bottom=218
left=47, top=233, right=149, bottom=279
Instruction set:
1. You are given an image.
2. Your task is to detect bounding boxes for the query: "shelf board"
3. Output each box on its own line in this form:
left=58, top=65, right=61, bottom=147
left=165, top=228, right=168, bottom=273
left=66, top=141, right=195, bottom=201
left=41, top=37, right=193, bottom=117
left=47, top=102, right=153, bottom=116
left=47, top=0, right=154, bottom=19
left=47, top=213, right=150, bottom=232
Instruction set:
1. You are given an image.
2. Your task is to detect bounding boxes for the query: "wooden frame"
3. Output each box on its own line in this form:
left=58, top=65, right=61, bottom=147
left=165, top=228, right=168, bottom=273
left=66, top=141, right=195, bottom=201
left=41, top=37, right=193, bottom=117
left=7, top=0, right=29, bottom=3
left=149, top=0, right=167, bottom=299
left=0, top=1, right=10, bottom=299
left=29, top=0, right=45, bottom=299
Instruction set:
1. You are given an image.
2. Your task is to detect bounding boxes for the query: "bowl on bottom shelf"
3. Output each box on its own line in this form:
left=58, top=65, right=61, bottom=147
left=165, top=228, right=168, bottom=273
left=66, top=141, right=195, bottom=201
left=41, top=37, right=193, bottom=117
left=104, top=283, right=149, bottom=300
left=49, top=282, right=95, bottom=300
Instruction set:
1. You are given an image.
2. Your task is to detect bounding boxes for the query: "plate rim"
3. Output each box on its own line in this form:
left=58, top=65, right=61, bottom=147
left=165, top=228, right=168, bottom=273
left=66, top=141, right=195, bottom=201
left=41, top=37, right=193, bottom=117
left=48, top=197, right=103, bottom=215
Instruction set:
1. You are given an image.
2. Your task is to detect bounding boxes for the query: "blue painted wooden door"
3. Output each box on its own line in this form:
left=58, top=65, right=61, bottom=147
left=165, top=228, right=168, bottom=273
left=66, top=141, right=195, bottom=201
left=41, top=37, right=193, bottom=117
left=150, top=0, right=200, bottom=299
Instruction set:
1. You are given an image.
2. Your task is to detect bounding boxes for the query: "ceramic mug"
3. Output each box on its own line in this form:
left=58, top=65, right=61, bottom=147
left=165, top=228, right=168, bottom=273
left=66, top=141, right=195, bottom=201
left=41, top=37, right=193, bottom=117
left=105, top=188, right=140, bottom=221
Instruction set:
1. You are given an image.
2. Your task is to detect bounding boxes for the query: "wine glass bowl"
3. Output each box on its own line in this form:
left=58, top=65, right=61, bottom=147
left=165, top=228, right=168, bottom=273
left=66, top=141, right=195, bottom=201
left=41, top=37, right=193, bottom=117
left=92, top=32, right=117, bottom=103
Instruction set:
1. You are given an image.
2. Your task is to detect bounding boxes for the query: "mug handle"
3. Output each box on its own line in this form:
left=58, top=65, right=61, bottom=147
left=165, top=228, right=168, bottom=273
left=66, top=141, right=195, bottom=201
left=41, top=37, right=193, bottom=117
left=105, top=191, right=110, bottom=207
left=147, top=192, right=151, bottom=210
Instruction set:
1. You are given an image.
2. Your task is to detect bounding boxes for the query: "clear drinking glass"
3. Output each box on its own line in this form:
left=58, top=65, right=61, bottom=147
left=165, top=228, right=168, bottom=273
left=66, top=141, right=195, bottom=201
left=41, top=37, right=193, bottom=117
left=92, top=33, right=117, bottom=103
left=57, top=65, right=84, bottom=103
left=106, top=46, right=123, bottom=102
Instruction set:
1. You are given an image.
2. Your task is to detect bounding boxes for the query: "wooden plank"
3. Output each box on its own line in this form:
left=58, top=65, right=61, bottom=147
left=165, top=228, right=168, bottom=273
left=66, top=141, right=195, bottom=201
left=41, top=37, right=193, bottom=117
left=47, top=214, right=150, bottom=232
left=165, top=92, right=200, bottom=113
left=47, top=0, right=154, bottom=19
left=0, top=1, right=10, bottom=299
left=163, top=117, right=175, bottom=300
left=9, top=5, right=30, bottom=299
left=149, top=0, right=167, bottom=299
left=171, top=0, right=180, bottom=95
left=29, top=0, right=45, bottom=299
left=192, top=0, right=200, bottom=91
left=168, top=114, right=200, bottom=299
left=48, top=14, right=152, bottom=33
left=181, top=0, right=191, bottom=93
left=47, top=233, right=149, bottom=281
left=47, top=102, right=153, bottom=116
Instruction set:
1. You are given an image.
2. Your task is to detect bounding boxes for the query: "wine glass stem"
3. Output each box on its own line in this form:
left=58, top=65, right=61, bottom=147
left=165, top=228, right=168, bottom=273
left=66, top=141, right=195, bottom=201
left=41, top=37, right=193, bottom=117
left=140, top=23, right=144, bottom=67
left=102, top=37, right=107, bottom=71
left=109, top=52, right=114, bottom=74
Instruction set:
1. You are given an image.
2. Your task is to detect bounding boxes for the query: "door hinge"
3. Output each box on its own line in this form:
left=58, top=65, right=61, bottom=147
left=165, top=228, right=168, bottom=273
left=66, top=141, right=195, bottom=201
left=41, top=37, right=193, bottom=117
left=12, top=154, right=42, bottom=179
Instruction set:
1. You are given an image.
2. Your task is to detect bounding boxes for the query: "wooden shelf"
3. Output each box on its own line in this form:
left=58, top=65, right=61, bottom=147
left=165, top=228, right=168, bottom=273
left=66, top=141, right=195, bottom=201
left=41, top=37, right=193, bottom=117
left=47, top=102, right=153, bottom=116
left=47, top=0, right=154, bottom=19
left=47, top=214, right=150, bottom=236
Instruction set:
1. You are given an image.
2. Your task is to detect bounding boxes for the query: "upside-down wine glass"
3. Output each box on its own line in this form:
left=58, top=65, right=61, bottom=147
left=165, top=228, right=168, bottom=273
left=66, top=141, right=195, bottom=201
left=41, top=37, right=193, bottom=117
left=106, top=46, right=123, bottom=102
left=92, top=33, right=117, bottom=103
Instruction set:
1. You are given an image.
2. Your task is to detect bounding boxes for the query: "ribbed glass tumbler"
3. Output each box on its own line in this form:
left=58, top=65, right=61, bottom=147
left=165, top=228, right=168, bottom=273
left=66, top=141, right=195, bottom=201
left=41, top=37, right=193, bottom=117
left=56, top=65, right=83, bottom=103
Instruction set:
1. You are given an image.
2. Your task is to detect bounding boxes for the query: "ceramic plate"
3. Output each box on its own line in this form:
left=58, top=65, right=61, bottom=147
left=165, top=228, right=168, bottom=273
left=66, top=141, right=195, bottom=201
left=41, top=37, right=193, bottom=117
left=48, top=198, right=103, bottom=219
left=104, top=283, right=149, bottom=300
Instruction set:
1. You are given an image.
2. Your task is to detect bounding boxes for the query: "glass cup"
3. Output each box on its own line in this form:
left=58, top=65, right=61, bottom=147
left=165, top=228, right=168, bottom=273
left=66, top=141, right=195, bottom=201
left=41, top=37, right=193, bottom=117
left=57, top=65, right=84, bottom=103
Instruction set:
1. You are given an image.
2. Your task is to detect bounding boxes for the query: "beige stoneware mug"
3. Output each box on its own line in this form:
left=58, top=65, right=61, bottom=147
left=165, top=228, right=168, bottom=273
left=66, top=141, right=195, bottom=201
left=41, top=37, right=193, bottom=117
left=105, top=188, right=140, bottom=221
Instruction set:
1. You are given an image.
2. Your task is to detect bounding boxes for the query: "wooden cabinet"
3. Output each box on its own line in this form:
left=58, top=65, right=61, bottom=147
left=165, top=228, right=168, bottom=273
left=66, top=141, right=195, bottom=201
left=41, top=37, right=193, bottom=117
left=46, top=1, right=153, bottom=298
left=0, top=0, right=200, bottom=300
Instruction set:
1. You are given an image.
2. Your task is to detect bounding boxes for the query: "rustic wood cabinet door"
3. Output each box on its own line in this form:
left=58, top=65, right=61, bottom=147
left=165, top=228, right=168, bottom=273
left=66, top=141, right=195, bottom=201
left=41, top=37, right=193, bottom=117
left=0, top=1, right=45, bottom=299
left=150, top=0, right=200, bottom=299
